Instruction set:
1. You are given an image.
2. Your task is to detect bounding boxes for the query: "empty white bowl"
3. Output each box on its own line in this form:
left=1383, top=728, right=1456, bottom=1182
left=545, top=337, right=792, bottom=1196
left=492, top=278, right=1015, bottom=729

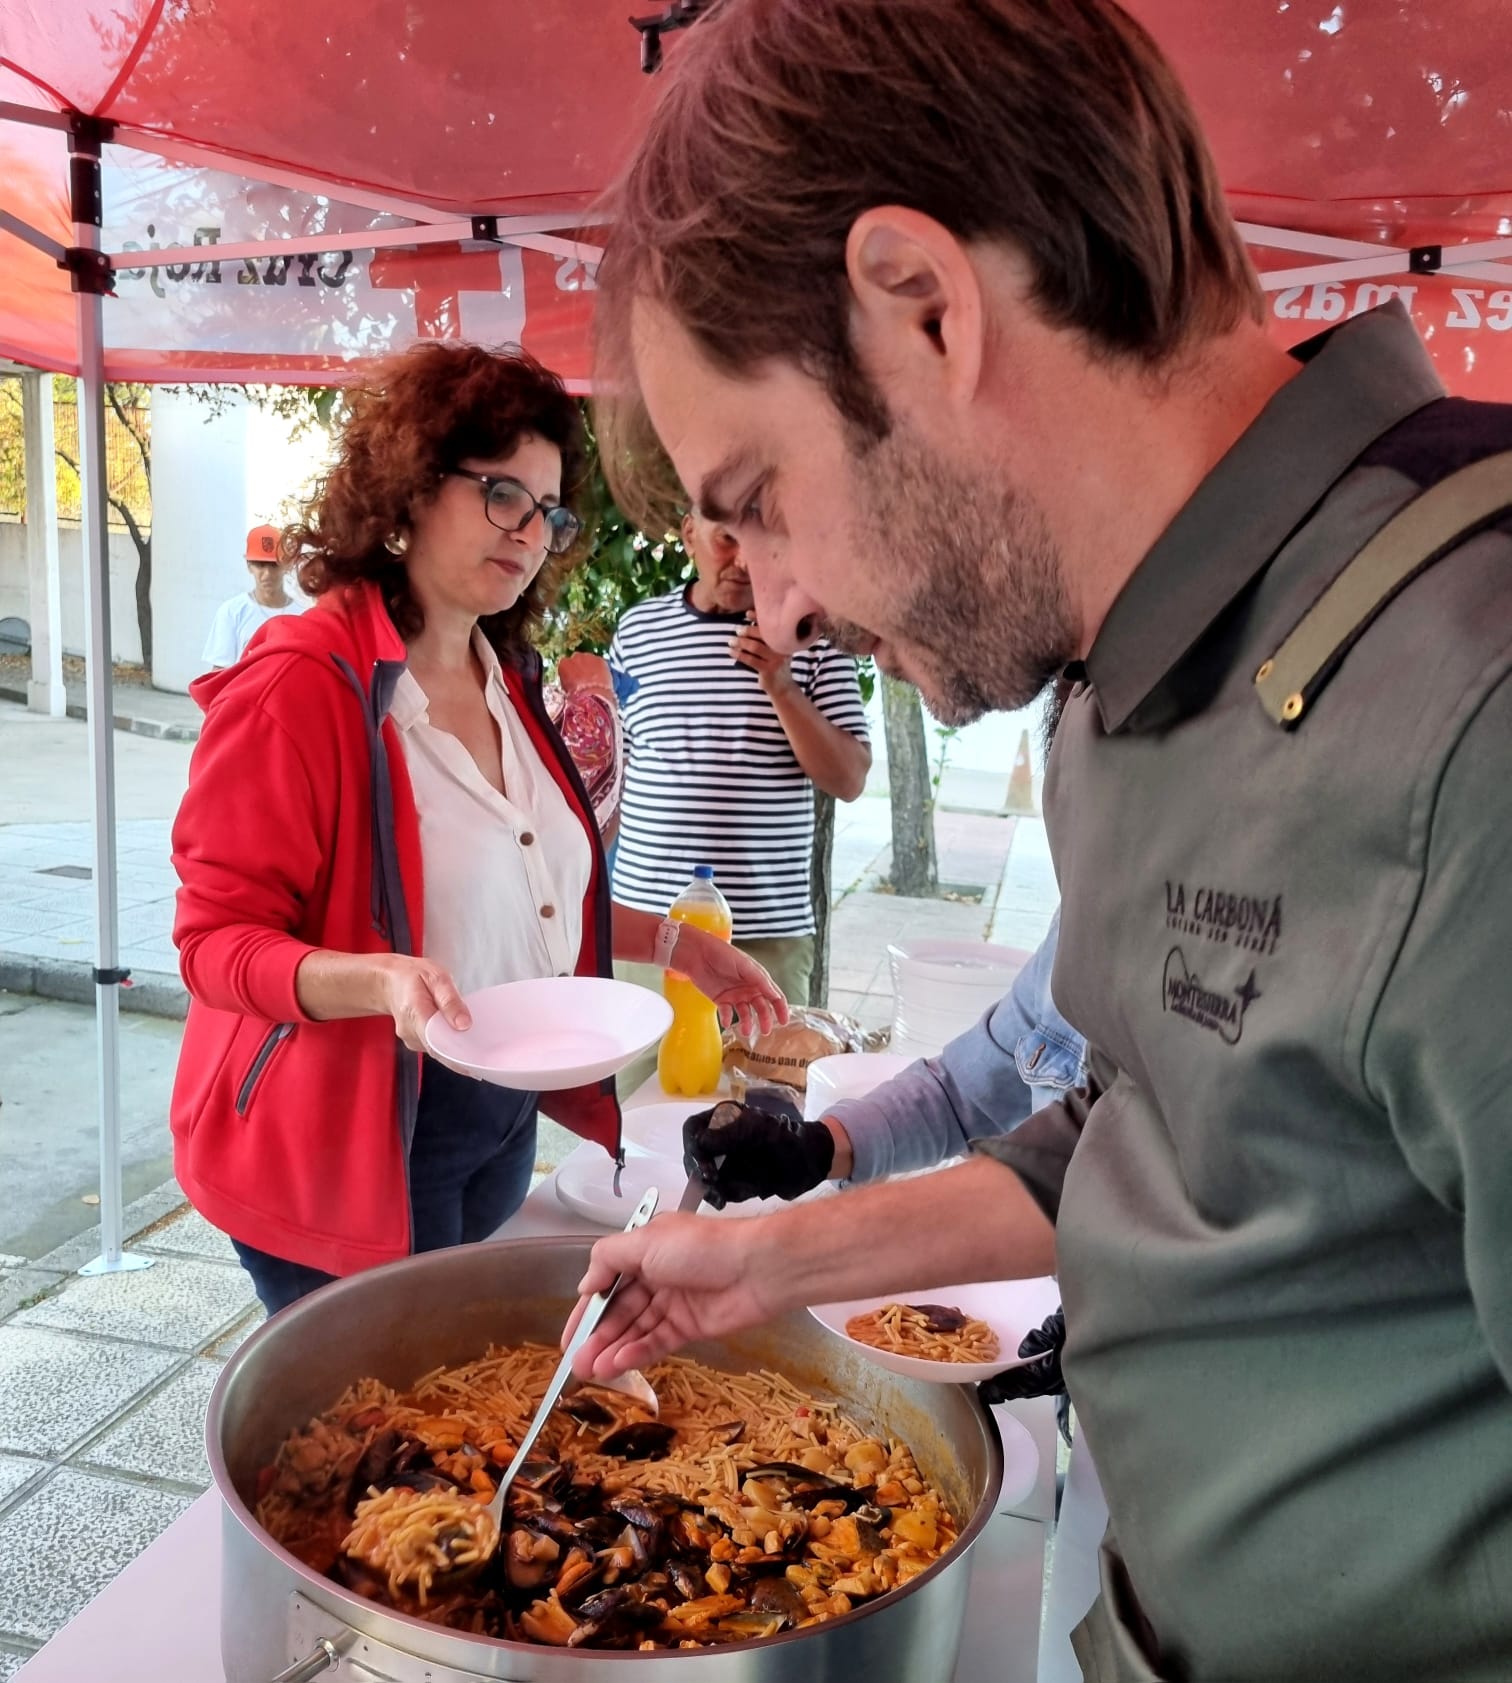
left=803, top=1051, right=918, bottom=1120
left=425, top=976, right=672, bottom=1092
left=887, top=938, right=1033, bottom=988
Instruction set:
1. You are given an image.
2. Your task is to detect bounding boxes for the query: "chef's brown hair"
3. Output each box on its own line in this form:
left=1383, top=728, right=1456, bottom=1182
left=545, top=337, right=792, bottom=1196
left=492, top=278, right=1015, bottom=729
left=595, top=0, right=1260, bottom=525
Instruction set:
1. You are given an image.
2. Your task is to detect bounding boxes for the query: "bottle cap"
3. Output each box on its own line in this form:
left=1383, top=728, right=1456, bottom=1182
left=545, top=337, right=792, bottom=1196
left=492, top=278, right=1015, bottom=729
left=693, top=865, right=715, bottom=880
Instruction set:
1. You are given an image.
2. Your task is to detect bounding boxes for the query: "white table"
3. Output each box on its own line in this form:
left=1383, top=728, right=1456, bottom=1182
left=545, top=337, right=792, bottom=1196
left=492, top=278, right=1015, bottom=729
left=17, top=1140, right=1066, bottom=1683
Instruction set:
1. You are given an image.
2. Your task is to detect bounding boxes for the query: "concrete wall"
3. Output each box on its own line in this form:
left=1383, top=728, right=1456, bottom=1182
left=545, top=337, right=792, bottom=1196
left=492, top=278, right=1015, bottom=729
left=0, top=521, right=145, bottom=667
left=149, top=389, right=326, bottom=694
left=1, top=387, right=328, bottom=689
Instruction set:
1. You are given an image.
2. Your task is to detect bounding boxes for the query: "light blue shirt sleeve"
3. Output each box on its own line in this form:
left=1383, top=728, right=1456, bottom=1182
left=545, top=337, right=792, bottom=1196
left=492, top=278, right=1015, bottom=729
left=829, top=908, right=1086, bottom=1183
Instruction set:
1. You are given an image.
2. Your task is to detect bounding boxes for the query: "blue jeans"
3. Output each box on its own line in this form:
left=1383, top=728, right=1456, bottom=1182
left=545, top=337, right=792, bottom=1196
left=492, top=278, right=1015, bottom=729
left=232, top=1057, right=539, bottom=1316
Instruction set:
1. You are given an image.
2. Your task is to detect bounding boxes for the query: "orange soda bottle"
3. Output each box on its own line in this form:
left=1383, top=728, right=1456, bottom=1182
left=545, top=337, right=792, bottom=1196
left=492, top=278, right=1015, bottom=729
left=658, top=866, right=734, bottom=1096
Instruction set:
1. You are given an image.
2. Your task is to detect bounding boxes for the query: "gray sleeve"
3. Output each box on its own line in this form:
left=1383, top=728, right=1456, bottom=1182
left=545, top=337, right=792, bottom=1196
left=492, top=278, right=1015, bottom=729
left=968, top=1081, right=1100, bottom=1225
left=829, top=920, right=1068, bottom=1181
left=1364, top=667, right=1512, bottom=1390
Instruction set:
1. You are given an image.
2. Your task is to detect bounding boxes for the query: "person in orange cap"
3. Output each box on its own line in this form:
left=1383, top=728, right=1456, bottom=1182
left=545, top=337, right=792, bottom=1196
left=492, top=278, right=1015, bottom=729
left=201, top=523, right=304, bottom=669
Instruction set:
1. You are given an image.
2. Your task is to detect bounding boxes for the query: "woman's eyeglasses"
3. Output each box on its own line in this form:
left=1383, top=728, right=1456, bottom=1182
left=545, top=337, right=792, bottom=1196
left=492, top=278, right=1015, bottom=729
left=448, top=470, right=582, bottom=556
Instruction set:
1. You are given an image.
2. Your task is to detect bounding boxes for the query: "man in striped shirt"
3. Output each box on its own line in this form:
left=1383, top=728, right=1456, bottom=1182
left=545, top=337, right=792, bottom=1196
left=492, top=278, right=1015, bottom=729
left=610, top=511, right=871, bottom=1012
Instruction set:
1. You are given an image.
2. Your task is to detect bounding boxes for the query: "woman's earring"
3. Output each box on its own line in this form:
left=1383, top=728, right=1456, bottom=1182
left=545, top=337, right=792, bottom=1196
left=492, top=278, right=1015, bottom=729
left=384, top=529, right=409, bottom=557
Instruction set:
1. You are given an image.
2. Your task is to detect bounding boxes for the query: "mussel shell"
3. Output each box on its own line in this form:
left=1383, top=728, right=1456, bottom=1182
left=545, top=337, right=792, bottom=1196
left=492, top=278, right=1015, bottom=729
left=908, top=1302, right=971, bottom=1334
left=560, top=1393, right=615, bottom=1428
left=750, top=1576, right=806, bottom=1626
left=598, top=1421, right=677, bottom=1460
left=668, top=1559, right=707, bottom=1601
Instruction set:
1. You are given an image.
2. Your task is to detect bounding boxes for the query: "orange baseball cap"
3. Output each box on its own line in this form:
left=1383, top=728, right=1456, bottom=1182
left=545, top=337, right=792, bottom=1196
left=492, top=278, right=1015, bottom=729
left=245, top=524, right=282, bottom=561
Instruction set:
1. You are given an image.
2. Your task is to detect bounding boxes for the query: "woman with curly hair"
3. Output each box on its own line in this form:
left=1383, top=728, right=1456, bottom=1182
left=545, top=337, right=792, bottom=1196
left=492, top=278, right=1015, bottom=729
left=169, top=343, right=784, bottom=1314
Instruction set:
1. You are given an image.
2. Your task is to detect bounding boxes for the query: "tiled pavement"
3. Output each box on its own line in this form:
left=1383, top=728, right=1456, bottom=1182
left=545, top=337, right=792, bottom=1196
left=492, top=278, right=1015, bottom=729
left=0, top=784, right=1057, bottom=1667
left=0, top=1205, right=261, bottom=1669
left=0, top=820, right=183, bottom=1008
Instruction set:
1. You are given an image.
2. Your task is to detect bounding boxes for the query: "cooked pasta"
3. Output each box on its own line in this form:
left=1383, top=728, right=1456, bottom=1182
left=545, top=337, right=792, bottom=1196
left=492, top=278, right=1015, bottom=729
left=845, top=1303, right=1001, bottom=1365
left=254, top=1342, right=958, bottom=1648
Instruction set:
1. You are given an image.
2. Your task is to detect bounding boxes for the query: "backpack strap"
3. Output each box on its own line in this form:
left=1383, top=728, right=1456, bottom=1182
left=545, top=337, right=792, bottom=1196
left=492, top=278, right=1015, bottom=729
left=1255, top=450, right=1512, bottom=728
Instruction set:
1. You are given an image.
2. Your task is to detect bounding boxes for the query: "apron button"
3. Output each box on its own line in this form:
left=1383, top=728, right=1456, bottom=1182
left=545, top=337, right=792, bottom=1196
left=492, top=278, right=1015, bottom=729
left=540, top=904, right=556, bottom=919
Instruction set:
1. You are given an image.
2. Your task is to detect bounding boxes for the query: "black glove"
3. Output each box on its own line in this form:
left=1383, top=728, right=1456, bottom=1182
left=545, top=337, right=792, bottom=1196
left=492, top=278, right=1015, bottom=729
left=978, top=1309, right=1066, bottom=1405
left=682, top=1101, right=836, bottom=1209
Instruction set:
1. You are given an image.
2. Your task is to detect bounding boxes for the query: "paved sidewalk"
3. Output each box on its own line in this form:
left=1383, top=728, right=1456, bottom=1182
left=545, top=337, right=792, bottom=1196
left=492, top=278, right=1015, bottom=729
left=0, top=673, right=202, bottom=744
left=0, top=820, right=183, bottom=1015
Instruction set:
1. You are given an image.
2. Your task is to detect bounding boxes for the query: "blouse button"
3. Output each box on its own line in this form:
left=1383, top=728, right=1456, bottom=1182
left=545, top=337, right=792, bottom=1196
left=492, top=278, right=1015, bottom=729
left=520, top=831, right=536, bottom=846
left=540, top=904, right=556, bottom=919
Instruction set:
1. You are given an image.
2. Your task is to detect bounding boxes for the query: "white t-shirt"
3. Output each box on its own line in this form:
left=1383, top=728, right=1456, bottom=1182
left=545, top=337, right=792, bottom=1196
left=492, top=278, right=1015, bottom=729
left=201, top=592, right=303, bottom=668
left=392, top=632, right=591, bottom=997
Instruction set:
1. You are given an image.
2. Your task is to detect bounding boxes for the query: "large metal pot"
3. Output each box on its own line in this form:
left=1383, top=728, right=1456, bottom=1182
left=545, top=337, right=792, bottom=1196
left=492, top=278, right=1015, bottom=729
left=209, top=1237, right=1004, bottom=1683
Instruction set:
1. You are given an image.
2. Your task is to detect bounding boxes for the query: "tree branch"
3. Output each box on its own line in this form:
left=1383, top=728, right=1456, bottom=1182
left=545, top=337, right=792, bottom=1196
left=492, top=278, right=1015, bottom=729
left=106, top=382, right=151, bottom=477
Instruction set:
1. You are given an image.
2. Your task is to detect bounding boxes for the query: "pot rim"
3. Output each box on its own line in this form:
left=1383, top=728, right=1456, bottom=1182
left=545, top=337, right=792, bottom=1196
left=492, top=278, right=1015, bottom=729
left=208, top=1235, right=1004, bottom=1661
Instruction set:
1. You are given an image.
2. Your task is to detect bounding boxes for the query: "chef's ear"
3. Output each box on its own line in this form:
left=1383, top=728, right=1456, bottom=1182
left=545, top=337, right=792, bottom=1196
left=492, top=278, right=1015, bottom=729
left=846, top=207, right=986, bottom=412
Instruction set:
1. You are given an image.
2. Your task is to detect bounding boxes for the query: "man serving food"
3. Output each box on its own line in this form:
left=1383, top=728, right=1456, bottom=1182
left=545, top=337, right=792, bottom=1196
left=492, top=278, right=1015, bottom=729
left=569, top=2, right=1512, bottom=1679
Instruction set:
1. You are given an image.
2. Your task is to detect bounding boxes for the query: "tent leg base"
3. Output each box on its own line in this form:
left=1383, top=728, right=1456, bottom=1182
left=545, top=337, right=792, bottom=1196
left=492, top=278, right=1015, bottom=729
left=79, top=1252, right=155, bottom=1277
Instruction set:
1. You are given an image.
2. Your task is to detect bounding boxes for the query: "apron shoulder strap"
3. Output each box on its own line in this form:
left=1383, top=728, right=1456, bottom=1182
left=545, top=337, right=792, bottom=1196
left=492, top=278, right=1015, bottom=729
left=1255, top=449, right=1512, bottom=728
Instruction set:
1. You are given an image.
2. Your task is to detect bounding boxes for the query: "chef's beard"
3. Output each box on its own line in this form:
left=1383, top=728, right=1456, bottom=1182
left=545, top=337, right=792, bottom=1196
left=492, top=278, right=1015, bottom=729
left=835, top=421, right=1079, bottom=727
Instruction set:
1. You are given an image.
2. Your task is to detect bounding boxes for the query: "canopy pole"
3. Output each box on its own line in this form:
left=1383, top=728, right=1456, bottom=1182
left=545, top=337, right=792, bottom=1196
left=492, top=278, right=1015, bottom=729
left=66, top=118, right=152, bottom=1278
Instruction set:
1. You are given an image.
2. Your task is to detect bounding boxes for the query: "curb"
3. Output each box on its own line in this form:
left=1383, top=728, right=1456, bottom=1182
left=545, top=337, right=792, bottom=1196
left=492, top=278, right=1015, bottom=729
left=0, top=1178, right=191, bottom=1317
left=31, top=1177, right=189, bottom=1277
left=0, top=683, right=200, bottom=742
left=0, top=953, right=187, bottom=1021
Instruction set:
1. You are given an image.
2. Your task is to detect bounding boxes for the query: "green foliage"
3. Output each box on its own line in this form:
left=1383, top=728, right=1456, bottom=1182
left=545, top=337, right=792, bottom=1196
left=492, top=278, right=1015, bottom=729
left=538, top=404, right=692, bottom=665
left=0, top=377, right=152, bottom=530
left=931, top=721, right=961, bottom=793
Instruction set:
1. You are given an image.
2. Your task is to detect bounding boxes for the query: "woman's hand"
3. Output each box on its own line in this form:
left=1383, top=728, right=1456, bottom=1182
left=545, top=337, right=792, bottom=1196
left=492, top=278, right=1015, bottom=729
left=670, top=924, right=788, bottom=1039
left=374, top=954, right=471, bottom=1052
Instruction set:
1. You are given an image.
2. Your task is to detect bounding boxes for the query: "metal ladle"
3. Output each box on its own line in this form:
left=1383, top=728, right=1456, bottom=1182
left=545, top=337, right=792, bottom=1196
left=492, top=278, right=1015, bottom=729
left=479, top=1186, right=661, bottom=1547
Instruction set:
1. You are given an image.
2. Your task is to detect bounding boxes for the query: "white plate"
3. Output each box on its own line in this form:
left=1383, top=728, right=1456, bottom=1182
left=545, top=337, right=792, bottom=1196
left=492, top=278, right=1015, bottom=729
left=554, top=1144, right=674, bottom=1225
left=425, top=977, right=672, bottom=1092
left=620, top=1098, right=708, bottom=1159
left=808, top=1277, right=1062, bottom=1385
left=554, top=1140, right=834, bottom=1228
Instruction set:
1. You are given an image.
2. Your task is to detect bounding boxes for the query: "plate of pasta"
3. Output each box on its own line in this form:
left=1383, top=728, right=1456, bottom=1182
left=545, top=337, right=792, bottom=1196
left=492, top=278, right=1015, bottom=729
left=808, top=1277, right=1062, bottom=1384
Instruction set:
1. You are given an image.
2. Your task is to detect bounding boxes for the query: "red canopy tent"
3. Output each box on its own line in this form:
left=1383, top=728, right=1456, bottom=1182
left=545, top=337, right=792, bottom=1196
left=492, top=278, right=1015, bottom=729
left=2, top=0, right=1511, bottom=1268
left=5, top=1, right=1512, bottom=389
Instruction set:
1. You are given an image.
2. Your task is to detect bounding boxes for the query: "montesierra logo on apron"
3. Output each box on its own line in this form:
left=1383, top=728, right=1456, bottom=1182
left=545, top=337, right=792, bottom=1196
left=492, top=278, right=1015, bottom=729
left=1162, top=948, right=1263, bottom=1046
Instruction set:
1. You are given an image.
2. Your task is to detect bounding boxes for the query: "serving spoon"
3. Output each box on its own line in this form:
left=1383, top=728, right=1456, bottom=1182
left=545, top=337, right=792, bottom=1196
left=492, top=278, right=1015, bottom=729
left=479, top=1187, right=661, bottom=1548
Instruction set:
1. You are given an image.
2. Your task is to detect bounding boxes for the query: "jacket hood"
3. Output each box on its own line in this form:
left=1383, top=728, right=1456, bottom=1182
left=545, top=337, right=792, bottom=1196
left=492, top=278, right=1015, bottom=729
left=189, top=581, right=407, bottom=716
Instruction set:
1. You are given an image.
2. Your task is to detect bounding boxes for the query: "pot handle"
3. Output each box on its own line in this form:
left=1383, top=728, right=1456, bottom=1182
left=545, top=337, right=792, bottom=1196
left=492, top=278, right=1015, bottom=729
left=268, top=1638, right=340, bottom=1683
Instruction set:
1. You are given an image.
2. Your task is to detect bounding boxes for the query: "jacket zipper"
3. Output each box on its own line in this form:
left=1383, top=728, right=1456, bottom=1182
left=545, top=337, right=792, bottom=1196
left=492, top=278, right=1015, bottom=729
left=235, top=1022, right=294, bottom=1115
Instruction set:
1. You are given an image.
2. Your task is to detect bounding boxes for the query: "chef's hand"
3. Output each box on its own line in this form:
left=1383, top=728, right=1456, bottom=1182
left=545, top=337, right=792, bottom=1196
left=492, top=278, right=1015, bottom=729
left=669, top=923, right=787, bottom=1039
left=729, top=622, right=794, bottom=697
left=682, top=1102, right=838, bottom=1208
left=566, top=1213, right=784, bottom=1381
left=978, top=1308, right=1066, bottom=1404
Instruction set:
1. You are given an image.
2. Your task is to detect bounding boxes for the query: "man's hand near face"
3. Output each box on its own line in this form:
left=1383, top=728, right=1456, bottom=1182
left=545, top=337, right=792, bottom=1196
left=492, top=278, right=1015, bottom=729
left=729, top=617, right=795, bottom=696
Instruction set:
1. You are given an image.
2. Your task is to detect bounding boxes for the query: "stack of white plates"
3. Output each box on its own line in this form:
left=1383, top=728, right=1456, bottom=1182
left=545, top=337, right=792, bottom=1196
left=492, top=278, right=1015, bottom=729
left=802, top=1051, right=918, bottom=1121
left=887, top=937, right=1031, bottom=1060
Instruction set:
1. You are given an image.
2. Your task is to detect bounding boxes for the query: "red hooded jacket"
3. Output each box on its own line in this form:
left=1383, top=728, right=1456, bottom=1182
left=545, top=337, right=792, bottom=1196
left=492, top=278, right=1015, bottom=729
left=170, top=581, right=621, bottom=1276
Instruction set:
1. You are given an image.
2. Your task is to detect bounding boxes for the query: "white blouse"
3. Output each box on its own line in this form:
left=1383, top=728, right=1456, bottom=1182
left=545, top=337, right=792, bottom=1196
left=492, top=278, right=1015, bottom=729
left=393, top=632, right=590, bottom=997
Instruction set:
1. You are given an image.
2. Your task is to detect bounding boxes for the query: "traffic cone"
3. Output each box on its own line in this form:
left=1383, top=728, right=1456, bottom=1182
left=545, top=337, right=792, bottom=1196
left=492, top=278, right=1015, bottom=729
left=1004, top=728, right=1037, bottom=815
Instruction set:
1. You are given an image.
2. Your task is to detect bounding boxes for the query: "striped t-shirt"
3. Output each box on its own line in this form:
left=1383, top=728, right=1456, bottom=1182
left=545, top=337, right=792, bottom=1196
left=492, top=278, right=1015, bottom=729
left=609, top=588, right=869, bottom=938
